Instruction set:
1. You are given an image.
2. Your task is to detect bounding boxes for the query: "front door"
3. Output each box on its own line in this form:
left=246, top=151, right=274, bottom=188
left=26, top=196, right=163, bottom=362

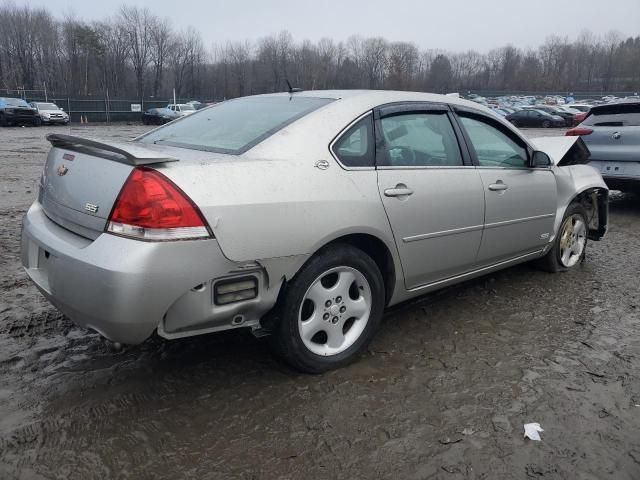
left=375, top=104, right=486, bottom=289
left=456, top=111, right=557, bottom=265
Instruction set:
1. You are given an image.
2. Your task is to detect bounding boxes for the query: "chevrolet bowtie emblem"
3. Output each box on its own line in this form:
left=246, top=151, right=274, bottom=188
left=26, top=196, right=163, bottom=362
left=57, top=164, right=68, bottom=176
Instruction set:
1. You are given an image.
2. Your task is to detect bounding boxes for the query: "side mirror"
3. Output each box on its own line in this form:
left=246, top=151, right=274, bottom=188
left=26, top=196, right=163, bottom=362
left=531, top=150, right=552, bottom=168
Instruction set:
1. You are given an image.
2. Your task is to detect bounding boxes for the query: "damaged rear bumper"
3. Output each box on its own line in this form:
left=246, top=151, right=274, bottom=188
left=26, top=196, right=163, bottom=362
left=21, top=202, right=281, bottom=344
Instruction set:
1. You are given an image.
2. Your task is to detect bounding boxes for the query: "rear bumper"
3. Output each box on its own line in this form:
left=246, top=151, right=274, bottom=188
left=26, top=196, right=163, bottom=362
left=21, top=202, right=280, bottom=344
left=588, top=160, right=640, bottom=190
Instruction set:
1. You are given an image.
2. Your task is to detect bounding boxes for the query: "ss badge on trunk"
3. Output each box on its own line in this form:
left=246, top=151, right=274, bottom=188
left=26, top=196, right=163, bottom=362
left=84, top=203, right=99, bottom=214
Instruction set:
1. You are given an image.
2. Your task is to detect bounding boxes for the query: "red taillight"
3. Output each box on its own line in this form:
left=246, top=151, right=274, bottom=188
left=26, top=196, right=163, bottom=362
left=565, top=127, right=593, bottom=137
left=107, top=167, right=211, bottom=240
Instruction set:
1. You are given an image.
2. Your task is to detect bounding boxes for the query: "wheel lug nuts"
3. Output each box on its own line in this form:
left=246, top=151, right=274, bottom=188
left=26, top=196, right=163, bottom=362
left=325, top=300, right=332, bottom=308
left=340, top=306, right=346, bottom=313
left=336, top=296, right=342, bottom=303
left=323, top=313, right=330, bottom=320
left=332, top=317, right=339, bottom=324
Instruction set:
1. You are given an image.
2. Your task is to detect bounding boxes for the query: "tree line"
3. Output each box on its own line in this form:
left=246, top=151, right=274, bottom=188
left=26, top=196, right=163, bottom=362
left=0, top=2, right=639, bottom=101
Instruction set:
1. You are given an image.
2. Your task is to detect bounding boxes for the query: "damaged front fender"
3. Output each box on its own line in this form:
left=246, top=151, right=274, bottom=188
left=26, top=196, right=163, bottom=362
left=530, top=135, right=608, bottom=242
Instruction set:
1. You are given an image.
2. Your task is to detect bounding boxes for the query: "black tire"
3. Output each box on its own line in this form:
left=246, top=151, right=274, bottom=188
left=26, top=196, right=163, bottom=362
left=34, top=118, right=42, bottom=127
left=538, top=203, right=588, bottom=273
left=0, top=114, right=7, bottom=127
left=269, top=244, right=385, bottom=373
left=510, top=120, right=519, bottom=128
left=542, top=120, right=551, bottom=128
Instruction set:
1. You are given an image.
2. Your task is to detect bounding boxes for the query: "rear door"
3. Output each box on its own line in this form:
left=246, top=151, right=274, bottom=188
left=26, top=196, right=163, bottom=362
left=454, top=109, right=557, bottom=265
left=375, top=103, right=485, bottom=289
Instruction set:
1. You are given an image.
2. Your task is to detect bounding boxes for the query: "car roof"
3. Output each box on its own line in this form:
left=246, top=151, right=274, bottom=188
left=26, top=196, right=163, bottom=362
left=590, top=100, right=640, bottom=114
left=249, top=89, right=499, bottom=116
left=244, top=89, right=531, bottom=158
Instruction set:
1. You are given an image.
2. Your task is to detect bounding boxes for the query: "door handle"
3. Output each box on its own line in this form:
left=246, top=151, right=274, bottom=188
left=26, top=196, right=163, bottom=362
left=488, top=181, right=508, bottom=191
left=384, top=185, right=414, bottom=197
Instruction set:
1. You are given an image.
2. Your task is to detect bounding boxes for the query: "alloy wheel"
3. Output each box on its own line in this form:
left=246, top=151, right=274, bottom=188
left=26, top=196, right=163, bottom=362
left=298, top=266, right=372, bottom=356
left=559, top=214, right=587, bottom=268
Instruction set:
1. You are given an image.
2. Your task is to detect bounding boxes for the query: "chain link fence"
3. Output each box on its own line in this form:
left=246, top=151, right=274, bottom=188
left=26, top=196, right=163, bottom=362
left=0, top=88, right=203, bottom=123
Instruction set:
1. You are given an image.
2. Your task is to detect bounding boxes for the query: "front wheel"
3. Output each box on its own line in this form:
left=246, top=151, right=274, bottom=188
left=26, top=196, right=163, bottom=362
left=539, top=203, right=588, bottom=272
left=270, top=244, right=385, bottom=373
left=542, top=120, right=551, bottom=128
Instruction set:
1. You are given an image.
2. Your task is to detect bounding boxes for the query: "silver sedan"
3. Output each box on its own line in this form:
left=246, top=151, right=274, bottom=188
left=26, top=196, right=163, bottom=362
left=21, top=90, right=609, bottom=372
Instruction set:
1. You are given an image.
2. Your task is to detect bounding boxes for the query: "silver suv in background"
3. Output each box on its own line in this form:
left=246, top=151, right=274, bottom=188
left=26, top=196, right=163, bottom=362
left=567, top=101, right=640, bottom=192
left=29, top=102, right=69, bottom=125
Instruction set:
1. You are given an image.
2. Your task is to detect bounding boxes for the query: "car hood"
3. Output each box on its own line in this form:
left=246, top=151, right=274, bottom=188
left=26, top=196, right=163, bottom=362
left=530, top=136, right=591, bottom=166
left=40, top=109, right=66, bottom=114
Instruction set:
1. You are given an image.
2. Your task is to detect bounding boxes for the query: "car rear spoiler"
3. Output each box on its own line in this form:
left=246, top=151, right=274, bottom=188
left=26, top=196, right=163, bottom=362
left=46, top=134, right=178, bottom=165
left=529, top=136, right=590, bottom=167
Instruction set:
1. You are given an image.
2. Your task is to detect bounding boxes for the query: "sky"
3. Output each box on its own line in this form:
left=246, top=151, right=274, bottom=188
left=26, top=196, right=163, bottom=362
left=26, top=0, right=640, bottom=52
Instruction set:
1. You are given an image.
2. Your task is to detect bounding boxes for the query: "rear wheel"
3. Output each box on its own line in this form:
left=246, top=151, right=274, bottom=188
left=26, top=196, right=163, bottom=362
left=270, top=244, right=385, bottom=373
left=539, top=203, right=588, bottom=272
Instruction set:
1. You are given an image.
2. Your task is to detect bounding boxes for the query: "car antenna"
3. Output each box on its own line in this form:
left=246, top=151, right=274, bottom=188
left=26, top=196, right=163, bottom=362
left=286, top=79, right=303, bottom=95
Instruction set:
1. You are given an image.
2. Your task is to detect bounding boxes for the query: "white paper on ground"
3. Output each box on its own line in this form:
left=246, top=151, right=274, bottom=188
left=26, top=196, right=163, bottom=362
left=524, top=423, right=544, bottom=441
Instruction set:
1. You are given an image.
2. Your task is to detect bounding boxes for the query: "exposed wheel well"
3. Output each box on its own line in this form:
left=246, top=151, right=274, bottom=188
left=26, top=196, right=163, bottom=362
left=325, top=234, right=396, bottom=305
left=568, top=187, right=608, bottom=240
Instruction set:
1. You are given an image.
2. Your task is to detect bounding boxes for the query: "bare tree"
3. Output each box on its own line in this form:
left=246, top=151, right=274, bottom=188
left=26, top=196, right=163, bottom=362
left=119, top=6, right=154, bottom=98
left=1, top=2, right=640, bottom=101
left=149, top=17, right=173, bottom=97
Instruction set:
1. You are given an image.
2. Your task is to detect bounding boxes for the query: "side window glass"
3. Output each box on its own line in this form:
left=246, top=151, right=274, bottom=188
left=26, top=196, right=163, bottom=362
left=332, top=114, right=374, bottom=167
left=379, top=112, right=463, bottom=167
left=459, top=115, right=529, bottom=168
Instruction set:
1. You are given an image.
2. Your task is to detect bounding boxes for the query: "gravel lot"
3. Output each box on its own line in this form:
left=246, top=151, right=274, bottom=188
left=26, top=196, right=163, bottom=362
left=1, top=124, right=639, bottom=480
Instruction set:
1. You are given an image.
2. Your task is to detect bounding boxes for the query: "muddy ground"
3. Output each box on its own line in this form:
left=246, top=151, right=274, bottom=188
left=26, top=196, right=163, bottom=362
left=0, top=124, right=639, bottom=480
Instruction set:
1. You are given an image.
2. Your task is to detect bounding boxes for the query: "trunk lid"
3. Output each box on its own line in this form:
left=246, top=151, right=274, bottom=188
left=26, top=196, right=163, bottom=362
left=40, top=135, right=179, bottom=239
left=580, top=125, right=640, bottom=162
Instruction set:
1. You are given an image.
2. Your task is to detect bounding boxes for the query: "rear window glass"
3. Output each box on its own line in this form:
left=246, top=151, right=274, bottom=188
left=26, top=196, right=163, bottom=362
left=584, top=104, right=640, bottom=127
left=141, top=96, right=333, bottom=154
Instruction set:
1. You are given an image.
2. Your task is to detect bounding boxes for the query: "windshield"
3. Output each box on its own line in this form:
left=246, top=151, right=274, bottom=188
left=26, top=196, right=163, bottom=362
left=141, top=96, right=333, bottom=154
left=3, top=98, right=29, bottom=107
left=36, top=103, right=59, bottom=110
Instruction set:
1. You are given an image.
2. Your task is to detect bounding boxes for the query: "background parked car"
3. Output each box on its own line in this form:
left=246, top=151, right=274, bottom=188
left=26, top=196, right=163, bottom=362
left=566, top=100, right=640, bottom=192
left=167, top=103, right=197, bottom=117
left=506, top=109, right=565, bottom=128
left=0, top=97, right=39, bottom=126
left=566, top=104, right=592, bottom=113
left=527, top=105, right=576, bottom=126
left=142, top=107, right=180, bottom=125
left=29, top=102, right=69, bottom=125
